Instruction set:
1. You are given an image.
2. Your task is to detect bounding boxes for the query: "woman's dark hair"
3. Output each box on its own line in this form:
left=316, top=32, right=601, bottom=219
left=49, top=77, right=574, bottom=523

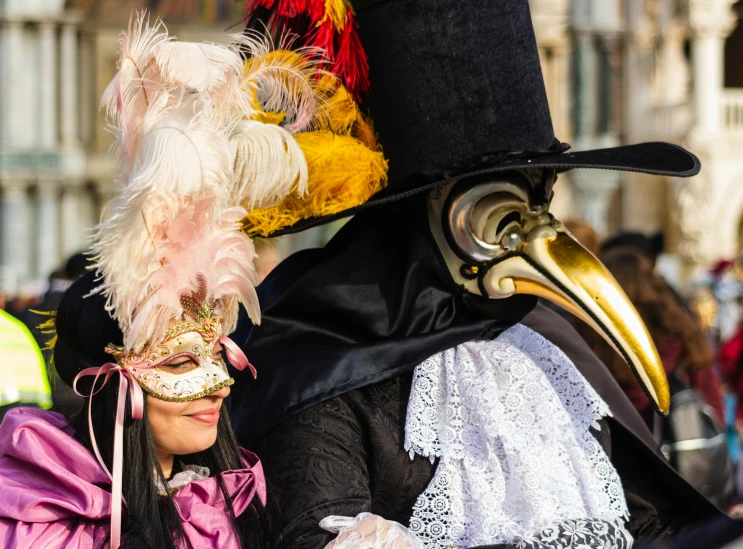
left=54, top=272, right=272, bottom=549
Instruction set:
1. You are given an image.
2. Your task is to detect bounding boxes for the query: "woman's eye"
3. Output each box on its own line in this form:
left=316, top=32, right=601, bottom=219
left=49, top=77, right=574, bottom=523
left=160, top=357, right=199, bottom=373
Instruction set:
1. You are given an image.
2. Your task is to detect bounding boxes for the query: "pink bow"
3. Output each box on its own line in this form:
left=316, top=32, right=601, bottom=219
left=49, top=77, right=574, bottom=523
left=73, top=364, right=144, bottom=549
left=219, top=335, right=257, bottom=379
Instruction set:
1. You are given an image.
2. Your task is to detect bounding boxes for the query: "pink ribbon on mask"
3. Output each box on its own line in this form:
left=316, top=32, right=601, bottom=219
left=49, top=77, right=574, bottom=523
left=219, top=335, right=257, bottom=379
left=73, top=364, right=144, bottom=549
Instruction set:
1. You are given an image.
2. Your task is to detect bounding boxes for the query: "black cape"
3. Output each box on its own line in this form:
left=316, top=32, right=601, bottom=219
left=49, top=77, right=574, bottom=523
left=228, top=195, right=724, bottom=537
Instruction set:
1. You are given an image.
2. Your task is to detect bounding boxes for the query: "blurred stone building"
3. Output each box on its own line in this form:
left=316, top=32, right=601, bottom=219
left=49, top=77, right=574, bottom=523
left=537, top=0, right=743, bottom=286
left=0, top=0, right=742, bottom=294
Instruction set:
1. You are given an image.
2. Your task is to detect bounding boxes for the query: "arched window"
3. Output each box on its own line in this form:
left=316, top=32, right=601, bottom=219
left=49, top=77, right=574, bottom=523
left=725, top=2, right=743, bottom=87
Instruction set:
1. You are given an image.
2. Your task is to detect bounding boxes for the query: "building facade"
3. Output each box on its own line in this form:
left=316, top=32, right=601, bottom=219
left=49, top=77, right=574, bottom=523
left=539, top=0, right=743, bottom=286
left=0, top=0, right=741, bottom=295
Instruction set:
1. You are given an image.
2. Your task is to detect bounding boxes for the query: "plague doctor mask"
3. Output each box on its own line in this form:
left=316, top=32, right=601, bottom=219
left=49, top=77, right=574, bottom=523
left=428, top=169, right=670, bottom=414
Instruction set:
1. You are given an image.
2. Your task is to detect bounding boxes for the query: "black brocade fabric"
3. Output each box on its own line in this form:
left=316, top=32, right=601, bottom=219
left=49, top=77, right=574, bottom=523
left=256, top=375, right=437, bottom=549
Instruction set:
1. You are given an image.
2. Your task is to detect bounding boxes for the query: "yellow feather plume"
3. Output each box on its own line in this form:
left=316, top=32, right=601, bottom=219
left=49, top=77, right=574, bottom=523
left=239, top=63, right=388, bottom=236
left=325, top=84, right=358, bottom=134
left=243, top=48, right=329, bottom=132
left=322, top=0, right=351, bottom=31
left=243, top=127, right=387, bottom=237
left=31, top=310, right=57, bottom=352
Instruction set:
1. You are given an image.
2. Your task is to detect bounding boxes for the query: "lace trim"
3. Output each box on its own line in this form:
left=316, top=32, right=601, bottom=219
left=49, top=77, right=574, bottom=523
left=404, top=324, right=629, bottom=548
left=515, top=517, right=633, bottom=549
left=155, top=463, right=210, bottom=495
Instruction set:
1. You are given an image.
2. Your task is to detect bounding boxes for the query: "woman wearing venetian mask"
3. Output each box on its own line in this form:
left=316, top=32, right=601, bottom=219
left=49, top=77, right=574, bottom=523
left=0, top=13, right=321, bottom=549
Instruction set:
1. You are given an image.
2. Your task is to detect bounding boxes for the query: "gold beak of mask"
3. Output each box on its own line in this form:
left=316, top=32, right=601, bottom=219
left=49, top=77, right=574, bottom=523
left=440, top=170, right=670, bottom=414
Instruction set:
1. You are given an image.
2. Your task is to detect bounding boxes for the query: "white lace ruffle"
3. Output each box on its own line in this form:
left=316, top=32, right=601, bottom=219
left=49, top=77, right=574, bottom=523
left=404, top=324, right=629, bottom=548
left=155, top=463, right=210, bottom=495
left=515, top=517, right=633, bottom=549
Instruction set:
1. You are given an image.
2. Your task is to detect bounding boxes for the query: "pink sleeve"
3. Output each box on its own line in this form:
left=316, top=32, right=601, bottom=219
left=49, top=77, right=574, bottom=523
left=0, top=517, right=107, bottom=549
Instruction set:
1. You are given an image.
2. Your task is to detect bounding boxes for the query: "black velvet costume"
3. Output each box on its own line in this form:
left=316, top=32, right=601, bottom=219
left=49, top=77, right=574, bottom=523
left=228, top=197, right=726, bottom=549
left=231, top=1, right=724, bottom=546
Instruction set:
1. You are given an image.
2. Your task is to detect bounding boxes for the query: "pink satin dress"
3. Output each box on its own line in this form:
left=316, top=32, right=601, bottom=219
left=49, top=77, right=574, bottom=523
left=0, top=407, right=265, bottom=548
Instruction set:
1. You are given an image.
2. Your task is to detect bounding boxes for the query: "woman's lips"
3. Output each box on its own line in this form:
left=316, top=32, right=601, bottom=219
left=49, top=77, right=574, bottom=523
left=186, top=408, right=220, bottom=425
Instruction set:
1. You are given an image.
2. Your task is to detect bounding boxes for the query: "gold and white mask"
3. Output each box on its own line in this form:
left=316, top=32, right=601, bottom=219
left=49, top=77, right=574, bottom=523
left=106, top=298, right=255, bottom=403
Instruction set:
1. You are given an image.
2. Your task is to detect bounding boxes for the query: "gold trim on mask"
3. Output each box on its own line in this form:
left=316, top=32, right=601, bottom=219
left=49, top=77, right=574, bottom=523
left=104, top=301, right=231, bottom=403
left=135, top=377, right=235, bottom=402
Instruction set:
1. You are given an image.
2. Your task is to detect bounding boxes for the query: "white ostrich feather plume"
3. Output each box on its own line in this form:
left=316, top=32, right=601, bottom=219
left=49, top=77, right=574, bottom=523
left=233, top=31, right=329, bottom=133
left=153, top=40, right=243, bottom=94
left=101, top=12, right=172, bottom=178
left=230, top=120, right=308, bottom=208
left=92, top=13, right=325, bottom=349
left=92, top=100, right=233, bottom=339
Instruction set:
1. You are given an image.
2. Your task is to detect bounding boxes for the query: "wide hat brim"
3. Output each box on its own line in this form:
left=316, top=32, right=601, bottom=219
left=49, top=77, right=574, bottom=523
left=270, top=141, right=699, bottom=236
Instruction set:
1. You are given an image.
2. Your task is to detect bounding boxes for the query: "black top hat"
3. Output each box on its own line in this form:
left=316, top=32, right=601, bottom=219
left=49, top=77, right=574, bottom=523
left=242, top=0, right=699, bottom=236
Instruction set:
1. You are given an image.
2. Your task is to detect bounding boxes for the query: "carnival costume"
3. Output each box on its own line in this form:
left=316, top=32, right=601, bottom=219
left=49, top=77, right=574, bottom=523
left=229, top=1, right=730, bottom=548
left=0, top=13, right=332, bottom=548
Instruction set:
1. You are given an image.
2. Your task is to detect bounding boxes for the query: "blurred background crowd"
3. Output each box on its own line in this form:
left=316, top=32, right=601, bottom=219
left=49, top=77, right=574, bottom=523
left=4, top=0, right=743, bottom=514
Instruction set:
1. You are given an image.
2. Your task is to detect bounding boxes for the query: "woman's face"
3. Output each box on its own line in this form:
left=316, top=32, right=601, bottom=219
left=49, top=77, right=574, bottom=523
left=146, top=338, right=231, bottom=459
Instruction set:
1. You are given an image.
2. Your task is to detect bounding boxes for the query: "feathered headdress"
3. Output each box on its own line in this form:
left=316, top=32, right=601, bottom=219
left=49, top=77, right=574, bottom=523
left=238, top=0, right=389, bottom=237
left=93, top=12, right=326, bottom=351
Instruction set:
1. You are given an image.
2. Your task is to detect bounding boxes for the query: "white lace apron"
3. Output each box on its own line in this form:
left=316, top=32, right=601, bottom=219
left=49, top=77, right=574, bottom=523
left=404, top=324, right=632, bottom=548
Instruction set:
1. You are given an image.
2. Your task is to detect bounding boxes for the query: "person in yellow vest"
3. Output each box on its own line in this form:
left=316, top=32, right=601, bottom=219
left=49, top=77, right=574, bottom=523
left=0, top=309, right=52, bottom=420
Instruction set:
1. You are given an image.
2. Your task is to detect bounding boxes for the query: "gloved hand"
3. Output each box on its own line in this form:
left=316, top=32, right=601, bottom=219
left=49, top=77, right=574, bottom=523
left=321, top=513, right=424, bottom=549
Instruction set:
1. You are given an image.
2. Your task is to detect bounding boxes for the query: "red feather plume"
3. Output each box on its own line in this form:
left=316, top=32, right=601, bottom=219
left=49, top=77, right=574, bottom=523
left=240, top=0, right=370, bottom=102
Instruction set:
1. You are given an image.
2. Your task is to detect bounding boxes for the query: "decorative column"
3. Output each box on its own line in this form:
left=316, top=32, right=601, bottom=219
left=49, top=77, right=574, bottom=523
left=659, top=20, right=690, bottom=107
left=621, top=7, right=665, bottom=233
left=673, top=0, right=737, bottom=266
left=623, top=11, right=655, bottom=142
left=38, top=21, right=58, bottom=150
left=570, top=171, right=620, bottom=236
left=78, top=30, right=93, bottom=146
left=689, top=0, right=737, bottom=137
left=61, top=182, right=96, bottom=257
left=573, top=31, right=597, bottom=141
left=35, top=180, right=61, bottom=280
left=567, top=1, right=622, bottom=236
left=530, top=0, right=571, bottom=139
left=2, top=20, right=24, bottom=146
left=0, top=181, right=32, bottom=292
left=61, top=182, right=85, bottom=257
left=60, top=22, right=79, bottom=148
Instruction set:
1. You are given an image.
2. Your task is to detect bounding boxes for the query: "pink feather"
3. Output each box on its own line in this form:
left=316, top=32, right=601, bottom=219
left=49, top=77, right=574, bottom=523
left=124, top=198, right=260, bottom=350
left=102, top=12, right=171, bottom=178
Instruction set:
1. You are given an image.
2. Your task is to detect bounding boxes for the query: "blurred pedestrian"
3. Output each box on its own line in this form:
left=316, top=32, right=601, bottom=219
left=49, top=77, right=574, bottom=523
left=602, top=231, right=665, bottom=266
left=577, top=248, right=732, bottom=506
left=718, top=324, right=743, bottom=430
left=17, top=252, right=92, bottom=418
left=563, top=217, right=601, bottom=256
left=582, top=248, right=724, bottom=424
left=0, top=309, right=52, bottom=420
left=18, top=251, right=92, bottom=331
